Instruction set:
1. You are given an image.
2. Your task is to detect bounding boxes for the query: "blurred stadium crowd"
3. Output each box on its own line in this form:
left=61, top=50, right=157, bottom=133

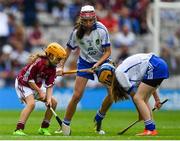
left=0, top=0, right=180, bottom=88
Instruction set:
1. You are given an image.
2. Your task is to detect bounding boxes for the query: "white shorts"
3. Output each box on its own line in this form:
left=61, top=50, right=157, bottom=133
left=15, top=78, right=35, bottom=100
left=15, top=79, right=46, bottom=102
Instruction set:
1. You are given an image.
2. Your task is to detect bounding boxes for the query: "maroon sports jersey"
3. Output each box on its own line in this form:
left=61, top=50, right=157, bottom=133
left=17, top=57, right=56, bottom=88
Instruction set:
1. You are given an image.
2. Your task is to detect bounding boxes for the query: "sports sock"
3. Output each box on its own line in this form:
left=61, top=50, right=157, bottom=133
left=41, top=120, right=50, bottom=128
left=94, top=110, right=105, bottom=122
left=144, top=119, right=155, bottom=131
left=63, top=119, right=71, bottom=126
left=16, top=121, right=25, bottom=131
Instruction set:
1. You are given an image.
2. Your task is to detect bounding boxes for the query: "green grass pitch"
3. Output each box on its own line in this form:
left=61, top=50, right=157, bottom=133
left=0, top=110, right=180, bottom=140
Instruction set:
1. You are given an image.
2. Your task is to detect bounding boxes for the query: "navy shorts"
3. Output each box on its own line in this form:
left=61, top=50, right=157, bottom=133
left=142, top=78, right=164, bottom=88
left=77, top=57, right=110, bottom=80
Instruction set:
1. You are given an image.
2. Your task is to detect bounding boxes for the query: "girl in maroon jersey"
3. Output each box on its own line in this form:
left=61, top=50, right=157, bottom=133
left=13, top=42, right=66, bottom=136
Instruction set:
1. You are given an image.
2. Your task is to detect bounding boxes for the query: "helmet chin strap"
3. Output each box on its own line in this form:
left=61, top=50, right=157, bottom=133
left=80, top=21, right=96, bottom=31
left=49, top=55, right=56, bottom=64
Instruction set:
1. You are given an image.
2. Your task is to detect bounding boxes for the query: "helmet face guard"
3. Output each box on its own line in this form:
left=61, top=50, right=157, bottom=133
left=97, top=63, right=115, bottom=86
left=79, top=5, right=96, bottom=27
left=80, top=11, right=96, bottom=19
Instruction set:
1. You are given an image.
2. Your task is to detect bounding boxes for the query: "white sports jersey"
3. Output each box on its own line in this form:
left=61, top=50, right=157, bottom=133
left=67, top=21, right=111, bottom=63
left=115, top=53, right=154, bottom=91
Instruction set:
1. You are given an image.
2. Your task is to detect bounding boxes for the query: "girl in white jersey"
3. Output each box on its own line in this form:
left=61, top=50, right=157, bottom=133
left=56, top=5, right=113, bottom=135
left=108, top=53, right=169, bottom=136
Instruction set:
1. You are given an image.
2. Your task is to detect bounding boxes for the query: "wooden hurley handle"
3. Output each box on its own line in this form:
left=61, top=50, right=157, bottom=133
left=63, top=68, right=94, bottom=74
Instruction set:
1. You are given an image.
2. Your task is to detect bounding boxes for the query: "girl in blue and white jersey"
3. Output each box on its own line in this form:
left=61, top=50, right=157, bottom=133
left=112, top=53, right=169, bottom=136
left=56, top=5, right=114, bottom=135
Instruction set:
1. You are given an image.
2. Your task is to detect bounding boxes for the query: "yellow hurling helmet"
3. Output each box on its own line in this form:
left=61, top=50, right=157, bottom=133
left=45, top=42, right=66, bottom=59
left=98, top=63, right=115, bottom=86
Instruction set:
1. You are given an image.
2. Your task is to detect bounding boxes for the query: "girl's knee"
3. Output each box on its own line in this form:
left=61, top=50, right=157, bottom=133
left=27, top=102, right=35, bottom=110
left=51, top=98, right=57, bottom=108
left=133, top=95, right=140, bottom=103
left=72, top=94, right=82, bottom=103
left=72, top=88, right=83, bottom=102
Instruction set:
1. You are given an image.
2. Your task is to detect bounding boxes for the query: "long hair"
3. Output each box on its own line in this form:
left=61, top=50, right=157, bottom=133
left=111, top=75, right=130, bottom=102
left=27, top=52, right=46, bottom=64
left=75, top=16, right=96, bottom=39
left=75, top=17, right=86, bottom=39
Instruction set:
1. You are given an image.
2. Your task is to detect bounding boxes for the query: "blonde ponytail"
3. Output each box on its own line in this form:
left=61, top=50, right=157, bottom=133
left=27, top=52, right=46, bottom=64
